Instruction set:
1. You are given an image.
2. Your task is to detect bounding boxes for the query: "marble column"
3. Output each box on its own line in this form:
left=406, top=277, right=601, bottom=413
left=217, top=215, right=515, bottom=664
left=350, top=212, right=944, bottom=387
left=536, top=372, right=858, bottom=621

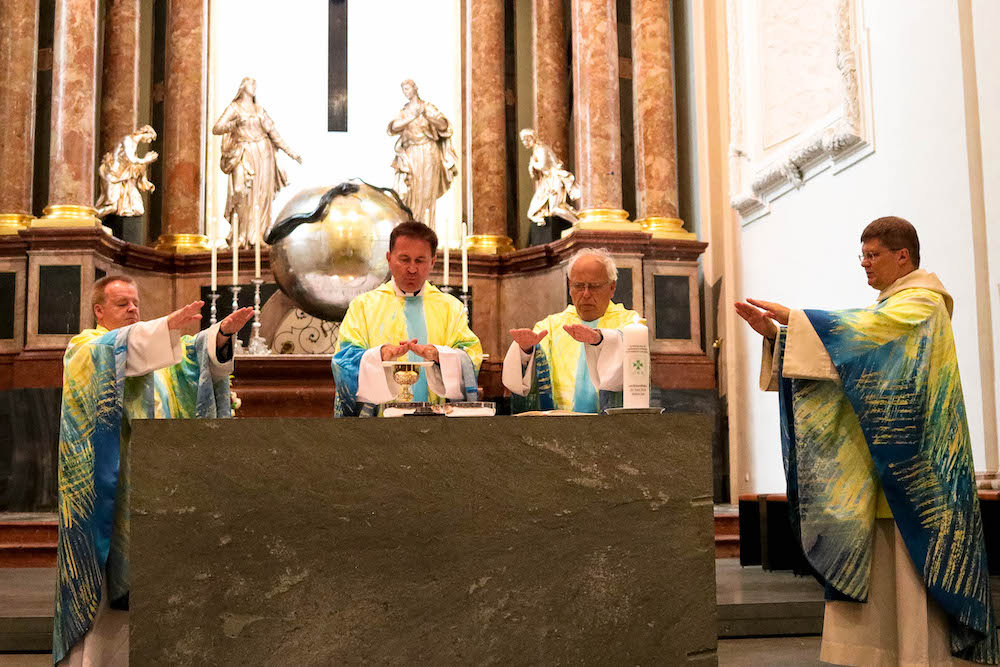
left=100, top=0, right=142, bottom=157
left=466, top=0, right=514, bottom=255
left=0, top=0, right=40, bottom=233
left=631, top=0, right=692, bottom=239
left=532, top=0, right=570, bottom=164
left=35, top=0, right=103, bottom=227
left=570, top=0, right=630, bottom=228
left=156, top=0, right=210, bottom=253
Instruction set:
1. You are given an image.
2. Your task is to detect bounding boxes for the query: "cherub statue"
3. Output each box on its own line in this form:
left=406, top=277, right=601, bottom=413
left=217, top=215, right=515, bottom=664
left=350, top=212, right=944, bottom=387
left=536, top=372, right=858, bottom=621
left=95, top=125, right=158, bottom=218
left=520, top=128, right=580, bottom=226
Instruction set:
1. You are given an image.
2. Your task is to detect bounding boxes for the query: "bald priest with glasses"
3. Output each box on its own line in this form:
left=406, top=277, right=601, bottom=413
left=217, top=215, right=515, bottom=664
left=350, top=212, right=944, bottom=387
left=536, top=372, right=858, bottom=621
left=502, top=248, right=645, bottom=413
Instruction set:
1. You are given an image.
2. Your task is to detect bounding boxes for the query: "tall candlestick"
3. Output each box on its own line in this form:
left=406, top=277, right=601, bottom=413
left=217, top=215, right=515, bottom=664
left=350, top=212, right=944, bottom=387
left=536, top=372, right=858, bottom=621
left=210, top=216, right=218, bottom=291
left=231, top=221, right=239, bottom=286
left=461, top=221, right=468, bottom=292
left=254, top=205, right=262, bottom=279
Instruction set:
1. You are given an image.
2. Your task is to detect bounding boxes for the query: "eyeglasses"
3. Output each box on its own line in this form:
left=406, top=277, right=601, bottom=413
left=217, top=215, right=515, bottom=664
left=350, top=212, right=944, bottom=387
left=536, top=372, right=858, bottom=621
left=858, top=249, right=901, bottom=263
left=569, top=281, right=610, bottom=293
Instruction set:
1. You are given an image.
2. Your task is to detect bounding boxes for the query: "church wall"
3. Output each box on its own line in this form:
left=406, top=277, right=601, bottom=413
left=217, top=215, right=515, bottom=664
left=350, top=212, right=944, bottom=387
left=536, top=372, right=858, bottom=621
left=735, top=0, right=998, bottom=493
left=205, top=0, right=465, bottom=247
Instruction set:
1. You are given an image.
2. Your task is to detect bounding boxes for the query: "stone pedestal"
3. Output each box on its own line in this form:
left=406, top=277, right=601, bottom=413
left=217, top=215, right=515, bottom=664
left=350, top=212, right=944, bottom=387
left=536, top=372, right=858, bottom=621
left=131, top=414, right=717, bottom=664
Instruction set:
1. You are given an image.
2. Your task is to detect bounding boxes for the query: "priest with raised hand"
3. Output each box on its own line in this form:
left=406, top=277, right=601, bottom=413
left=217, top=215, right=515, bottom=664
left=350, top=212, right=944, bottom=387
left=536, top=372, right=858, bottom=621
left=332, top=221, right=483, bottom=417
left=502, top=248, right=644, bottom=413
left=54, top=275, right=254, bottom=666
left=735, top=216, right=998, bottom=665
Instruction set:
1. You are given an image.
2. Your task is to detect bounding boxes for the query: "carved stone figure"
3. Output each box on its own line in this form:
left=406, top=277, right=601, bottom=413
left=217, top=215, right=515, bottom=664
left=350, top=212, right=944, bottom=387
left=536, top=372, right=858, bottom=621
left=213, top=77, right=302, bottom=248
left=520, top=128, right=580, bottom=226
left=95, top=125, right=158, bottom=218
left=387, top=79, right=458, bottom=223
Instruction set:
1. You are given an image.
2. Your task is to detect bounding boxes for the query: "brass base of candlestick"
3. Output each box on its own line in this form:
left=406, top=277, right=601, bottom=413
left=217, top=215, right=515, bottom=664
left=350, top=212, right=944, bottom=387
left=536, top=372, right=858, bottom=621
left=566, top=208, right=637, bottom=234
left=0, top=213, right=33, bottom=235
left=637, top=216, right=696, bottom=240
left=32, top=204, right=101, bottom=228
left=155, top=233, right=212, bottom=254
left=465, top=234, right=515, bottom=255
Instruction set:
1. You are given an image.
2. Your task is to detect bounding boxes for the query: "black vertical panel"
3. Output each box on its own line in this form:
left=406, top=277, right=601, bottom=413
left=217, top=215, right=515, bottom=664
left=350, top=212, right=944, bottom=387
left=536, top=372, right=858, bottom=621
left=38, top=265, right=81, bottom=335
left=0, top=388, right=62, bottom=512
left=32, top=1, right=55, bottom=213
left=612, top=267, right=632, bottom=311
left=95, top=267, right=106, bottom=283
left=619, top=82, right=635, bottom=220
left=652, top=274, right=690, bottom=340
left=0, top=273, right=15, bottom=340
left=327, top=0, right=348, bottom=132
left=504, top=0, right=519, bottom=244
left=147, top=0, right=167, bottom=243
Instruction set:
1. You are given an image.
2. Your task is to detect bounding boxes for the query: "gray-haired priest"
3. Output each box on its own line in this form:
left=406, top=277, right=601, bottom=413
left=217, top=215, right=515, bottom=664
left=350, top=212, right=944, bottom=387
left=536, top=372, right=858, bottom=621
left=502, top=248, right=644, bottom=413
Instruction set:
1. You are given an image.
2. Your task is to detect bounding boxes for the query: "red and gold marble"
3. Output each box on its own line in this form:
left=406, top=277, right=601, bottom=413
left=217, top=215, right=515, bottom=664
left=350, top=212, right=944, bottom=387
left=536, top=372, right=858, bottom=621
left=0, top=0, right=39, bottom=227
left=100, top=0, right=143, bottom=157
left=533, top=0, right=570, bottom=164
left=158, top=0, right=209, bottom=250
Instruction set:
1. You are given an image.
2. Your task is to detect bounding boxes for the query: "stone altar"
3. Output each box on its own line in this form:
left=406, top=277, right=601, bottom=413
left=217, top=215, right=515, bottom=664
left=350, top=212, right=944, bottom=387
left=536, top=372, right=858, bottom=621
left=131, top=413, right=716, bottom=665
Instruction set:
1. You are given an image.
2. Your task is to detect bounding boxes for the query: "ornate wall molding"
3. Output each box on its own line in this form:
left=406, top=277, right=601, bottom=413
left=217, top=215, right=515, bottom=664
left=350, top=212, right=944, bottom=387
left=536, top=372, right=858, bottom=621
left=727, top=0, right=873, bottom=223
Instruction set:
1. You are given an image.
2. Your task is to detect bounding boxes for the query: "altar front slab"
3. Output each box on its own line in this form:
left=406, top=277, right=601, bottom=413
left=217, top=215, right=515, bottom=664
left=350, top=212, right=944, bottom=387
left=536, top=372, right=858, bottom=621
left=131, top=414, right=716, bottom=665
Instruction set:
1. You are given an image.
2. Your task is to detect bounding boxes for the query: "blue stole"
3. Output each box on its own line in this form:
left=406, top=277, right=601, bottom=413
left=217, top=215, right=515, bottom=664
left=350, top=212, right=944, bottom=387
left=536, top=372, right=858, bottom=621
left=403, top=295, right=429, bottom=402
left=571, top=318, right=600, bottom=413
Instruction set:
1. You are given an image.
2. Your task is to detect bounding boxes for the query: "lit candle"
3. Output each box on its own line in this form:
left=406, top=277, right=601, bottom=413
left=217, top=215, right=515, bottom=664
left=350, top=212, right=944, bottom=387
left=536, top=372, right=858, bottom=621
left=461, top=221, right=468, bottom=293
left=254, top=206, right=262, bottom=278
left=231, top=220, right=239, bottom=286
left=210, top=216, right=218, bottom=291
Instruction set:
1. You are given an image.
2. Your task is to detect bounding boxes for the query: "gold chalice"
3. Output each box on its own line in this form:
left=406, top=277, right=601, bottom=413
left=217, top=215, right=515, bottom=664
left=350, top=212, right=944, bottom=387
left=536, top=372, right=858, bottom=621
left=383, top=360, right=434, bottom=403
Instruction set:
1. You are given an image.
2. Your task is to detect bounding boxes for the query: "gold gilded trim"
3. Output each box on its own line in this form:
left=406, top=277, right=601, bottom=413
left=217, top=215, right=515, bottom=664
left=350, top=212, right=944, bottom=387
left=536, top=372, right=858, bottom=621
left=465, top=234, right=515, bottom=255
left=155, top=233, right=212, bottom=254
left=31, top=204, right=101, bottom=228
left=637, top=216, right=697, bottom=240
left=569, top=208, right=638, bottom=233
left=0, top=213, right=34, bottom=235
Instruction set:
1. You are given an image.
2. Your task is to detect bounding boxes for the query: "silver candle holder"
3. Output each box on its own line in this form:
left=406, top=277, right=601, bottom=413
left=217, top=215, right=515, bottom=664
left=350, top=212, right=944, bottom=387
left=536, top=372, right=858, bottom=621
left=247, top=278, right=270, bottom=355
left=229, top=284, right=245, bottom=355
left=208, top=291, right=220, bottom=326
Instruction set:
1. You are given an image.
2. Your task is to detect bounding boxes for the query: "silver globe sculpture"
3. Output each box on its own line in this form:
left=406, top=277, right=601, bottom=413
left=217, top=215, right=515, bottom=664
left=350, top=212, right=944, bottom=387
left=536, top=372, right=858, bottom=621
left=266, top=180, right=412, bottom=321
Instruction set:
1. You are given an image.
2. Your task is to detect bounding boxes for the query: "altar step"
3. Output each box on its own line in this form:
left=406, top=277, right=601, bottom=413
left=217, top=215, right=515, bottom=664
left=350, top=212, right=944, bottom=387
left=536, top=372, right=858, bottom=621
left=714, top=505, right=740, bottom=558
left=0, top=514, right=58, bottom=568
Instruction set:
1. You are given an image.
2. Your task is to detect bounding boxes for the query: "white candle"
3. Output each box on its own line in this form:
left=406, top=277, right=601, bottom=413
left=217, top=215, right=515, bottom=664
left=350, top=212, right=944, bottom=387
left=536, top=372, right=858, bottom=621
left=442, top=212, right=450, bottom=287
left=622, top=322, right=651, bottom=409
left=461, top=221, right=468, bottom=292
left=210, top=216, right=217, bottom=291
left=232, top=221, right=239, bottom=286
left=254, top=234, right=261, bottom=279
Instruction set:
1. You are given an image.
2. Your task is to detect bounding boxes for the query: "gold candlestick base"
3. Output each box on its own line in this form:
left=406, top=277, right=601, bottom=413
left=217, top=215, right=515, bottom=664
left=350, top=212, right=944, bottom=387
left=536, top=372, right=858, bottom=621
left=465, top=234, right=515, bottom=255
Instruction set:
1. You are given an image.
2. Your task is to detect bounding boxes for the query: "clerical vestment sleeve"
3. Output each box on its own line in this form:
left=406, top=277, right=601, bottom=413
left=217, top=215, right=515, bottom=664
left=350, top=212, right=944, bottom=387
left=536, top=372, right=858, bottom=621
left=124, top=316, right=182, bottom=377
left=759, top=334, right=781, bottom=391
left=356, top=346, right=398, bottom=404
left=428, top=346, right=469, bottom=400
left=204, top=322, right=235, bottom=380
left=501, top=341, right=534, bottom=396
left=782, top=309, right=840, bottom=382
left=583, top=328, right=625, bottom=391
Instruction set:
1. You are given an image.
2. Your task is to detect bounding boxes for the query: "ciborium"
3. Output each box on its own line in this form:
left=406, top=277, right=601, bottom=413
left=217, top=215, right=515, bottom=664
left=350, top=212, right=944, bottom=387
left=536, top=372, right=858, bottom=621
left=383, top=360, right=433, bottom=403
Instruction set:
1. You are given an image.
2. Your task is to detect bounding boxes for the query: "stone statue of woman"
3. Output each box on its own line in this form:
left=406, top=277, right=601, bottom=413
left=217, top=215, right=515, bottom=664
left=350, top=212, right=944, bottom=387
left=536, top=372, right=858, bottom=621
left=387, top=79, right=458, bottom=224
left=213, top=77, right=302, bottom=248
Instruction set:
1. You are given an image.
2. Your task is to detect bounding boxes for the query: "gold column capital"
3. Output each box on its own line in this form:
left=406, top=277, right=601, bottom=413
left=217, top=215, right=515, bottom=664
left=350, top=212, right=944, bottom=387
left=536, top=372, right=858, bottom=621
left=0, top=213, right=34, bottom=235
left=637, top=216, right=697, bottom=240
left=465, top=234, right=515, bottom=255
left=155, top=233, right=212, bottom=254
left=31, top=204, right=101, bottom=228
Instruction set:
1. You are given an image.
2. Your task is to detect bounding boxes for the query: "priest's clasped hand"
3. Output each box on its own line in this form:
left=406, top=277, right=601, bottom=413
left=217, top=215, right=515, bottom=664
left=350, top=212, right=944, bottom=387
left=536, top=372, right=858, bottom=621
left=562, top=324, right=602, bottom=345
left=380, top=339, right=440, bottom=363
left=510, top=328, right=548, bottom=354
left=217, top=307, right=255, bottom=349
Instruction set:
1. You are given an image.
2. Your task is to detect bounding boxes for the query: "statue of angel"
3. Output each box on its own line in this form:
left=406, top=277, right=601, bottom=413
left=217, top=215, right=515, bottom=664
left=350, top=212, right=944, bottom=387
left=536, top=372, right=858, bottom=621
left=520, top=128, right=580, bottom=226
left=95, top=125, right=158, bottom=218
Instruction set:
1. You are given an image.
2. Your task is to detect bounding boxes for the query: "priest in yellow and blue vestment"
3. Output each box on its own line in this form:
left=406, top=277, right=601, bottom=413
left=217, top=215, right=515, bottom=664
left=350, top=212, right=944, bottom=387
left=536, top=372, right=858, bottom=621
left=736, top=217, right=998, bottom=665
left=502, top=248, right=644, bottom=413
left=53, top=275, right=253, bottom=666
left=332, top=221, right=483, bottom=416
